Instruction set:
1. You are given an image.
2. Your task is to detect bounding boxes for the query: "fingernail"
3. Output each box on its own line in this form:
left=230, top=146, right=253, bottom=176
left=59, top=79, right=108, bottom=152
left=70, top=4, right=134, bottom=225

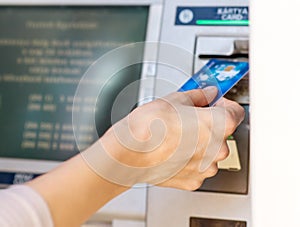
left=203, top=86, right=218, bottom=101
left=203, top=86, right=217, bottom=93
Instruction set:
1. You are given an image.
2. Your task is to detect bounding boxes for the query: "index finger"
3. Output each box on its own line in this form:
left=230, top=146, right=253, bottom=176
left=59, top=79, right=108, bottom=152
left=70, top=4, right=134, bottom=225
left=164, top=86, right=218, bottom=107
left=215, top=98, right=245, bottom=134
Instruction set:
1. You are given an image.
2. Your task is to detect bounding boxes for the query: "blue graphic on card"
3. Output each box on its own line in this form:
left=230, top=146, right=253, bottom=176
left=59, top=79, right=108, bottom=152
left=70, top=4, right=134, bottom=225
left=179, top=59, right=249, bottom=105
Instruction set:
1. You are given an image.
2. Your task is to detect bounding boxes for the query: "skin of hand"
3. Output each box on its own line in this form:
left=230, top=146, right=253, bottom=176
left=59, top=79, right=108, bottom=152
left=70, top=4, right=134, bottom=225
left=158, top=92, right=245, bottom=190
left=27, top=87, right=245, bottom=226
left=101, top=86, right=245, bottom=189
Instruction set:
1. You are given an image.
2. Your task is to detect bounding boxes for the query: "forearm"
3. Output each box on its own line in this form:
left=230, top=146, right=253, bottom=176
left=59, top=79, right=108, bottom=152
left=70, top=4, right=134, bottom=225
left=27, top=146, right=129, bottom=227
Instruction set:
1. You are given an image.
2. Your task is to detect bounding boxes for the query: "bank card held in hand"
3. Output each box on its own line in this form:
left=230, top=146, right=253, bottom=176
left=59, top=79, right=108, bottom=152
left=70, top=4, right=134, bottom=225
left=179, top=59, right=249, bottom=105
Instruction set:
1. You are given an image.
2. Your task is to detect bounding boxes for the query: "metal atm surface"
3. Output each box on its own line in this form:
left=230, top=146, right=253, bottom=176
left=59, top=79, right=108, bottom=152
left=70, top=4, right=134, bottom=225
left=147, top=0, right=250, bottom=226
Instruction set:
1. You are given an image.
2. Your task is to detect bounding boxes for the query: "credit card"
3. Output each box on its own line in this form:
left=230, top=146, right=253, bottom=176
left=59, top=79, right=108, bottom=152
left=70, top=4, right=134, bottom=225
left=178, top=59, right=249, bottom=105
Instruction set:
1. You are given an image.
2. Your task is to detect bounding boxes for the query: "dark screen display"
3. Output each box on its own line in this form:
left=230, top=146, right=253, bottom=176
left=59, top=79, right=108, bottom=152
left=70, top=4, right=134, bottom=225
left=0, top=6, right=148, bottom=161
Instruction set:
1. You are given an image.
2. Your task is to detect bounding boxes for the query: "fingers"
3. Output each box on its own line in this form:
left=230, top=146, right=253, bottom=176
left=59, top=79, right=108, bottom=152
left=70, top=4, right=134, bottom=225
left=158, top=142, right=229, bottom=191
left=164, top=87, right=218, bottom=107
left=215, top=98, right=245, bottom=135
left=216, top=98, right=245, bottom=125
left=163, top=91, right=244, bottom=136
left=152, top=91, right=244, bottom=192
left=215, top=142, right=230, bottom=162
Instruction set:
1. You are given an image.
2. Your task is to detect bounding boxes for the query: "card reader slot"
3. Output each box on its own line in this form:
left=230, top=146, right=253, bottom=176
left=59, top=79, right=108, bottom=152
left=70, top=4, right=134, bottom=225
left=198, top=53, right=248, bottom=59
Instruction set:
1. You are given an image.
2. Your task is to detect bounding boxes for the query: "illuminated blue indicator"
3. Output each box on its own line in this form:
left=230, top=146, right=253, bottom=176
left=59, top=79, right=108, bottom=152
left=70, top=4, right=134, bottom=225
left=176, top=6, right=249, bottom=26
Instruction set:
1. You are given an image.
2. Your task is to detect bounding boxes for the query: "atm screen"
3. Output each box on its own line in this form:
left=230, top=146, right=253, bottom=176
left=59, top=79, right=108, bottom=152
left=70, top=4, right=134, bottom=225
left=0, top=6, right=148, bottom=162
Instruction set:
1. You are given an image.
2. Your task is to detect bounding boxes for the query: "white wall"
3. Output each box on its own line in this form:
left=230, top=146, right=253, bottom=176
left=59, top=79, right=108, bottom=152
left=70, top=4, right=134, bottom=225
left=251, top=0, right=300, bottom=226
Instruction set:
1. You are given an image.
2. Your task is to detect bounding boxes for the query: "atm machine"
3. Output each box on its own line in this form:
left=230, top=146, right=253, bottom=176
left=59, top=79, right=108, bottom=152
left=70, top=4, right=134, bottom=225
left=0, top=0, right=250, bottom=226
left=147, top=0, right=250, bottom=226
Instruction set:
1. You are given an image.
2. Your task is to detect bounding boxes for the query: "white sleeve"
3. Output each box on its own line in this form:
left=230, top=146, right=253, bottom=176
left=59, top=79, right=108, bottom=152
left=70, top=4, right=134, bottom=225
left=0, top=185, right=54, bottom=227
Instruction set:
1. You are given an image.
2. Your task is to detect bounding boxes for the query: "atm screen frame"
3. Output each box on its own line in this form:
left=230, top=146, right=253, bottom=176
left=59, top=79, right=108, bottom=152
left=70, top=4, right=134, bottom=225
left=0, top=0, right=163, bottom=182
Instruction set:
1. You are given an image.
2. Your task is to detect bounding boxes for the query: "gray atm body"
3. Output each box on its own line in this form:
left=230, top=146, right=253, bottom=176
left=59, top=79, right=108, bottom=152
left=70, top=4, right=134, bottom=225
left=147, top=0, right=250, bottom=226
left=0, top=0, right=251, bottom=226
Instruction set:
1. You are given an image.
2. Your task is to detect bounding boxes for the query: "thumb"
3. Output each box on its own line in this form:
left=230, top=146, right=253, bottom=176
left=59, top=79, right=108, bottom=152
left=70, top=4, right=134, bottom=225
left=182, top=86, right=218, bottom=107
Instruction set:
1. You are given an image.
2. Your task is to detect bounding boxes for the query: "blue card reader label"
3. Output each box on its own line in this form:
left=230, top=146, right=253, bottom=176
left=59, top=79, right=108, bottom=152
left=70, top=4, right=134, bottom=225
left=175, top=6, right=249, bottom=26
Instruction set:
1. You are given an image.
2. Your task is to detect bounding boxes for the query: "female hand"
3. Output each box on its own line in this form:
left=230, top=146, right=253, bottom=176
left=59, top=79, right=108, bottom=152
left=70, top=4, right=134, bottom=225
left=95, top=87, right=245, bottom=189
